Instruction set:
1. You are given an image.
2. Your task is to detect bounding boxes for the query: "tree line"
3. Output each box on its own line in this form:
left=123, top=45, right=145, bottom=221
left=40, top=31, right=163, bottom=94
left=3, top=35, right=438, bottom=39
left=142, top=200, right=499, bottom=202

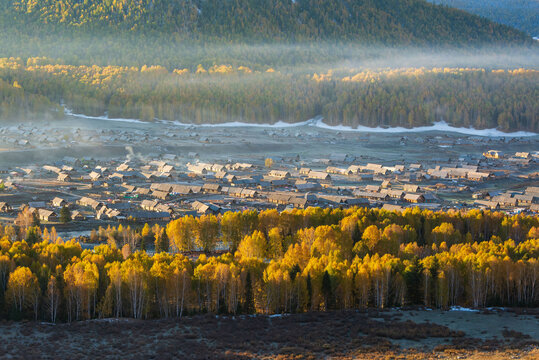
left=0, top=207, right=537, bottom=322
left=1, top=58, right=537, bottom=131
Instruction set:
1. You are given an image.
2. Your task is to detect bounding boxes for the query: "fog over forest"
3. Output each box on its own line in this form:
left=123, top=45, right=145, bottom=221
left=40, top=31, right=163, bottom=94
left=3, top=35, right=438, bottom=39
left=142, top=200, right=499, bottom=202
left=1, top=41, right=537, bottom=132
left=0, top=0, right=538, bottom=132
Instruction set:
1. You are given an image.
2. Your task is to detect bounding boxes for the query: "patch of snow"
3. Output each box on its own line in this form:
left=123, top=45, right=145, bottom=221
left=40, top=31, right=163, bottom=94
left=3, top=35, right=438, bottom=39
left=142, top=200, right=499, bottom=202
left=449, top=306, right=479, bottom=312
left=64, top=108, right=537, bottom=137
left=268, top=313, right=289, bottom=318
left=312, top=118, right=537, bottom=138
left=165, top=119, right=314, bottom=128
left=87, top=317, right=134, bottom=323
left=486, top=307, right=506, bottom=311
left=64, top=108, right=147, bottom=124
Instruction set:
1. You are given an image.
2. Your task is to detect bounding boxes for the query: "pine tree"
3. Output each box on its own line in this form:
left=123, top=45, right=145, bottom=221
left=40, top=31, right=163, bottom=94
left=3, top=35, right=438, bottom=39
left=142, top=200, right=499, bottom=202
left=289, top=264, right=300, bottom=282
left=140, top=237, right=146, bottom=251
left=26, top=226, right=40, bottom=245
left=321, top=270, right=333, bottom=311
left=306, top=272, right=312, bottom=311
left=244, top=271, right=254, bottom=314
left=404, top=257, right=424, bottom=305
left=352, top=223, right=362, bottom=244
left=154, top=229, right=169, bottom=253
left=59, top=206, right=71, bottom=223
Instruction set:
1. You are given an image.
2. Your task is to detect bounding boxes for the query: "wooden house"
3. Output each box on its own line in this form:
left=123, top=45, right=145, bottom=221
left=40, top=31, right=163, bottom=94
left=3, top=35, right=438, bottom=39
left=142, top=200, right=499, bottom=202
left=57, top=173, right=71, bottom=182
left=38, top=209, right=58, bottom=222
left=71, top=211, right=85, bottom=221
left=51, top=197, right=67, bottom=208
left=141, top=199, right=159, bottom=211
left=403, top=184, right=420, bottom=193
left=268, top=170, right=291, bottom=179
left=308, top=171, right=331, bottom=181
left=404, top=194, right=425, bottom=203
left=152, top=190, right=170, bottom=200
left=202, top=183, right=222, bottom=194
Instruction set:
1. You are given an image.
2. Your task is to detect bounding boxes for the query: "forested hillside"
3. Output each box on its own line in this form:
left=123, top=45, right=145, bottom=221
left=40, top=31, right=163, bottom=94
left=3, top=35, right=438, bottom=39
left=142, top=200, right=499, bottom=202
left=1, top=207, right=538, bottom=321
left=430, top=0, right=539, bottom=37
left=0, top=1, right=536, bottom=131
left=0, top=0, right=530, bottom=44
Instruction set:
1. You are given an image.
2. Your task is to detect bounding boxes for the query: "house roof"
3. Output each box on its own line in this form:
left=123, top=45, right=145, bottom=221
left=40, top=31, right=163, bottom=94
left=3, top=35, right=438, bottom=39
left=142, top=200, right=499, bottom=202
left=202, top=183, right=222, bottom=191
left=152, top=190, right=169, bottom=199
left=141, top=199, right=159, bottom=209
left=382, top=204, right=405, bottom=212
left=150, top=183, right=173, bottom=193
left=404, top=193, right=424, bottom=201
left=171, top=184, right=193, bottom=194
left=38, top=209, right=56, bottom=218
left=52, top=197, right=66, bottom=206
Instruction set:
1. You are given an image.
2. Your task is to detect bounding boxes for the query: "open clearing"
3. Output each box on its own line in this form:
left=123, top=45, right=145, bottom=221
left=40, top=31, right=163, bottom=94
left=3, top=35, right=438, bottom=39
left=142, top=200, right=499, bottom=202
left=0, top=309, right=537, bottom=359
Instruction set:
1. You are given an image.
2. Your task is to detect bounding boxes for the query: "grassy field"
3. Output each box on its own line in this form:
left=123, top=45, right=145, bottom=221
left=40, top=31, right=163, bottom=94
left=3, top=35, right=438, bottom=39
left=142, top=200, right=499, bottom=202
left=0, top=309, right=537, bottom=359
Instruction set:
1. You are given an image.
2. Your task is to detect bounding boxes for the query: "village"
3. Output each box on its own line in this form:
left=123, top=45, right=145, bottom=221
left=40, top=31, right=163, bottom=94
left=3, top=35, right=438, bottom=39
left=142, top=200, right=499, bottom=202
left=0, top=120, right=537, bottom=239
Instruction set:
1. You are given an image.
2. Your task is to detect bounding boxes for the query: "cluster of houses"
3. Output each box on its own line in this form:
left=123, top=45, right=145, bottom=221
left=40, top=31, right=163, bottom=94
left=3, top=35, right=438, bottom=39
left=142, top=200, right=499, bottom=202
left=474, top=186, right=539, bottom=212
left=0, top=145, right=537, bottom=227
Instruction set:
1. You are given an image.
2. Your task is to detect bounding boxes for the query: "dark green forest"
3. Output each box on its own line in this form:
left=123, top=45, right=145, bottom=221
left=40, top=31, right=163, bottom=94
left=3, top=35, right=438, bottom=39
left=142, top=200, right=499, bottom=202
left=0, top=0, right=530, bottom=44
left=430, top=0, right=539, bottom=37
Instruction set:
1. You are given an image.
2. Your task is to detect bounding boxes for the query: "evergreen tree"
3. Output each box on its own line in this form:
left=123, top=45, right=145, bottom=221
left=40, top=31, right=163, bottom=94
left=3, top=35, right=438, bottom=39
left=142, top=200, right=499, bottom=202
left=306, top=273, right=312, bottom=311
left=404, top=257, right=424, bottom=305
left=321, top=270, right=333, bottom=311
left=154, top=229, right=169, bottom=253
left=26, top=226, right=40, bottom=245
left=59, top=206, right=71, bottom=223
left=244, top=271, right=254, bottom=314
left=140, top=237, right=146, bottom=252
left=352, top=223, right=362, bottom=245
left=32, top=212, right=40, bottom=227
left=289, top=264, right=301, bottom=283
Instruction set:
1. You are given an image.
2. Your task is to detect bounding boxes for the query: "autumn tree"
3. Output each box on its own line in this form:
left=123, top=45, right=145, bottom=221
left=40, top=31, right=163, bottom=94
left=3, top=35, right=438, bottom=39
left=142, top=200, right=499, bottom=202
left=195, top=215, right=219, bottom=253
left=6, top=266, right=39, bottom=318
left=64, top=260, right=99, bottom=321
left=166, top=216, right=196, bottom=252
left=106, top=261, right=123, bottom=318
left=170, top=255, right=192, bottom=317
left=122, top=253, right=150, bottom=319
left=238, top=231, right=266, bottom=259
left=220, top=211, right=243, bottom=252
left=46, top=275, right=60, bottom=323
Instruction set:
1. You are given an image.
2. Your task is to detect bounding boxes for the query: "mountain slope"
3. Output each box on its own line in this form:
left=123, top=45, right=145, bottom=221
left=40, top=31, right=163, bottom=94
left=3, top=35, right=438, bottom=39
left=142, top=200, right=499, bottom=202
left=429, top=0, right=539, bottom=37
left=1, top=0, right=531, bottom=44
